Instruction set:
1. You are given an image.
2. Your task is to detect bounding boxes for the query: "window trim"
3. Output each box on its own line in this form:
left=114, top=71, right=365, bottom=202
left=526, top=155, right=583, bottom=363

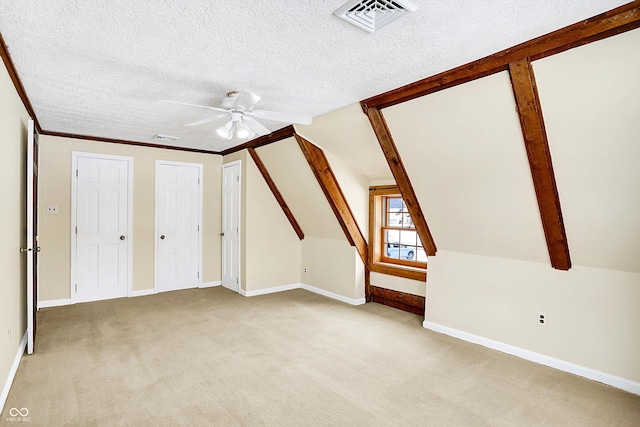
left=369, top=185, right=427, bottom=282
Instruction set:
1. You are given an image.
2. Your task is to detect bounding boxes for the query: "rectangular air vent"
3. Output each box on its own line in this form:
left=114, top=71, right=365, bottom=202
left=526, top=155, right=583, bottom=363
left=333, top=0, right=417, bottom=33
left=153, top=134, right=179, bottom=142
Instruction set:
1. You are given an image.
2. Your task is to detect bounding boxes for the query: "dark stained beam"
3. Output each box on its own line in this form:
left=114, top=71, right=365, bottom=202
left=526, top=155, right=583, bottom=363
left=248, top=147, right=305, bottom=240
left=361, top=2, right=640, bottom=111
left=220, top=125, right=295, bottom=156
left=41, top=131, right=219, bottom=154
left=365, top=107, right=437, bottom=256
left=294, top=134, right=368, bottom=266
left=1, top=33, right=41, bottom=132
left=509, top=58, right=571, bottom=270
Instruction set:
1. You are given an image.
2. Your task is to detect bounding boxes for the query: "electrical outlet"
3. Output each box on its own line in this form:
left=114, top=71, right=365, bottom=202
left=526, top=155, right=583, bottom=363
left=537, top=312, right=547, bottom=327
left=303, top=267, right=308, bottom=274
left=47, top=205, right=59, bottom=215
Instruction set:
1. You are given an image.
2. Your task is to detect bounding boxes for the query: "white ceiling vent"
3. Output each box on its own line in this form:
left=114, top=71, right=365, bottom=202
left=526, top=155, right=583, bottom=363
left=334, top=0, right=417, bottom=33
left=153, top=134, right=179, bottom=142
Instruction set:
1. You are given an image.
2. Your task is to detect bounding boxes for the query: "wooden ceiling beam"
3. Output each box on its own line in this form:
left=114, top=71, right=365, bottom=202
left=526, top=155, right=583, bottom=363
left=361, top=1, right=640, bottom=111
left=248, top=147, right=305, bottom=240
left=294, top=134, right=368, bottom=266
left=365, top=107, right=437, bottom=256
left=509, top=58, right=571, bottom=270
left=220, top=125, right=295, bottom=156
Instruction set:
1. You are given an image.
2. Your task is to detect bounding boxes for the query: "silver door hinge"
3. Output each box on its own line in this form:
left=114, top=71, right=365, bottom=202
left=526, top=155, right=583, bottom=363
left=75, top=226, right=78, bottom=234
left=197, top=225, right=200, bottom=231
left=198, top=178, right=200, bottom=184
left=236, top=176, right=239, bottom=182
left=236, top=278, right=239, bottom=284
left=75, top=284, right=77, bottom=293
left=197, top=272, right=200, bottom=278
left=76, top=169, right=78, bottom=177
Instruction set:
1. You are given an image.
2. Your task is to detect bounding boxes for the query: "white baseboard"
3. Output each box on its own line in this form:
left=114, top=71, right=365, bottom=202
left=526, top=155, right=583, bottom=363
left=1, top=331, right=27, bottom=413
left=238, top=282, right=365, bottom=306
left=38, top=298, right=72, bottom=309
left=301, top=283, right=366, bottom=306
left=241, top=283, right=301, bottom=297
left=130, top=289, right=156, bottom=297
left=423, top=321, right=640, bottom=396
left=200, top=281, right=222, bottom=288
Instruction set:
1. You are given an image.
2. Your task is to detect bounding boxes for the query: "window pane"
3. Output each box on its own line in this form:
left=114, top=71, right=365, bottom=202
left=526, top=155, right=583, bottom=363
left=385, top=229, right=400, bottom=244
left=401, top=201, right=408, bottom=212
left=417, top=248, right=428, bottom=262
left=386, top=244, right=416, bottom=260
left=402, top=213, right=414, bottom=228
left=399, top=230, right=417, bottom=245
left=387, top=211, right=401, bottom=226
left=388, top=198, right=402, bottom=210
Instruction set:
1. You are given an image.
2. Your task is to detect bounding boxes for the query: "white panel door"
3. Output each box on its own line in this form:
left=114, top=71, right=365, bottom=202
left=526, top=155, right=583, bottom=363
left=75, top=156, right=129, bottom=302
left=221, top=161, right=240, bottom=292
left=156, top=162, right=201, bottom=292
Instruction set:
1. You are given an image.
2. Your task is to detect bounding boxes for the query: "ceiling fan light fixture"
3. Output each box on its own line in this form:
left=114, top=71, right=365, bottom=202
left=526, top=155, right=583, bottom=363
left=216, top=120, right=233, bottom=139
left=235, top=122, right=252, bottom=139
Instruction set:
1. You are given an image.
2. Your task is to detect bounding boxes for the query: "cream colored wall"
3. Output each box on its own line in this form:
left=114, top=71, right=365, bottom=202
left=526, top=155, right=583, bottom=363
left=0, top=59, right=29, bottom=406
left=257, top=138, right=344, bottom=240
left=38, top=135, right=222, bottom=301
left=324, top=149, right=369, bottom=240
left=380, top=29, right=640, bottom=385
left=533, top=28, right=640, bottom=273
left=426, top=250, right=640, bottom=382
left=243, top=152, right=301, bottom=291
left=370, top=273, right=425, bottom=297
left=384, top=71, right=549, bottom=264
left=295, top=104, right=391, bottom=180
left=301, top=236, right=361, bottom=299
left=258, top=139, right=364, bottom=300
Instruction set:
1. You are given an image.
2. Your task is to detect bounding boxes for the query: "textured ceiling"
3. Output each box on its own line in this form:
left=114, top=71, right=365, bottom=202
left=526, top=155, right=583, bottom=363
left=0, top=0, right=628, bottom=152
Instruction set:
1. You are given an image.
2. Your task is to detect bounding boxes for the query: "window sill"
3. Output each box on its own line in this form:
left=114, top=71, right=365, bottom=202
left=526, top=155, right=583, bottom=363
left=370, top=262, right=426, bottom=282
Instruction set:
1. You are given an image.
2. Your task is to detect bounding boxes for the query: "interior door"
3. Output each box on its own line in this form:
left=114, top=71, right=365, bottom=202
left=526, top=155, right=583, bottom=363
left=156, top=162, right=201, bottom=292
left=221, top=161, right=240, bottom=292
left=25, top=119, right=39, bottom=354
left=75, top=155, right=130, bottom=303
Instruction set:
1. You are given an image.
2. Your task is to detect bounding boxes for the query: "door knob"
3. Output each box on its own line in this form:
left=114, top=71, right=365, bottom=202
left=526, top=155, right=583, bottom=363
left=160, top=235, right=165, bottom=240
left=120, top=235, right=125, bottom=240
left=35, top=246, right=41, bottom=252
left=219, top=232, right=225, bottom=237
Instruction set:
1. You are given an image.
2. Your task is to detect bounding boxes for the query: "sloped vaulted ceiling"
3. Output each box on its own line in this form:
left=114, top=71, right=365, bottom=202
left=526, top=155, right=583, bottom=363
left=0, top=0, right=629, bottom=152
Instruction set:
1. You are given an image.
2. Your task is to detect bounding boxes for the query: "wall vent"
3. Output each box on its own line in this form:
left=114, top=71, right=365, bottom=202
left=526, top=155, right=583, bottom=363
left=153, top=134, right=179, bottom=142
left=333, top=0, right=417, bottom=33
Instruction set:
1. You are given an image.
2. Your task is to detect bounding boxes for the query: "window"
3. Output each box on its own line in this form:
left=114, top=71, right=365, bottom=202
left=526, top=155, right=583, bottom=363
left=369, top=186, right=427, bottom=281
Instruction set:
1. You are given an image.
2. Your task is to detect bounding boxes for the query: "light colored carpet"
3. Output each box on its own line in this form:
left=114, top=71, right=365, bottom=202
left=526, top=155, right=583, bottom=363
left=2, top=287, right=639, bottom=426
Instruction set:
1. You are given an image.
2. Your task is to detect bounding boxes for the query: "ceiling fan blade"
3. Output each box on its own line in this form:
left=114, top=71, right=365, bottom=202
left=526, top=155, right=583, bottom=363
left=183, top=114, right=228, bottom=127
left=232, top=90, right=261, bottom=110
left=161, top=99, right=228, bottom=113
left=243, top=116, right=270, bottom=136
left=248, top=109, right=312, bottom=125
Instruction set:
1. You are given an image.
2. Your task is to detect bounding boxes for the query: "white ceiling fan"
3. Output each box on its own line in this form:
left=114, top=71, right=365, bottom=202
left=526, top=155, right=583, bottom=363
left=162, top=90, right=312, bottom=140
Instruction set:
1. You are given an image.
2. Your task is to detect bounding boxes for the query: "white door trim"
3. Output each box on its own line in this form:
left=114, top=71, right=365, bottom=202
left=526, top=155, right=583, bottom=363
left=221, top=160, right=241, bottom=292
left=154, top=160, right=203, bottom=293
left=71, top=151, right=134, bottom=303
